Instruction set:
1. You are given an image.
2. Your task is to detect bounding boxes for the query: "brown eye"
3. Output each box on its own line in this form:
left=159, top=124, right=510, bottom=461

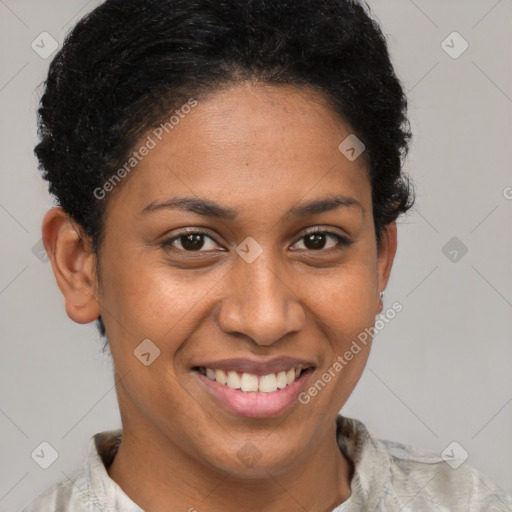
left=162, top=230, right=222, bottom=252
left=304, top=233, right=329, bottom=250
left=291, top=230, right=352, bottom=251
left=180, top=233, right=206, bottom=251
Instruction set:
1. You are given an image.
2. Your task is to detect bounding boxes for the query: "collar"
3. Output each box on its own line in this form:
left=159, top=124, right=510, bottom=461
left=333, top=414, right=390, bottom=510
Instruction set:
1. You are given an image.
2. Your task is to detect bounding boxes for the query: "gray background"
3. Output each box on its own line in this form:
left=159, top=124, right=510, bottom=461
left=1, top=0, right=511, bottom=510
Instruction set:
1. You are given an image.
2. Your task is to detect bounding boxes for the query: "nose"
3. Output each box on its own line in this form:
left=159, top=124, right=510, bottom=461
left=216, top=252, right=306, bottom=346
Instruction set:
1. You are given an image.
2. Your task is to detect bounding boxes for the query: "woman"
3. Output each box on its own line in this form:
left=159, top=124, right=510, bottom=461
left=22, top=0, right=512, bottom=510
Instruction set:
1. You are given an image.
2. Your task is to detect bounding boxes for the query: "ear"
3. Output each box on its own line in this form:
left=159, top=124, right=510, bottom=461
left=375, top=222, right=397, bottom=315
left=42, top=206, right=100, bottom=324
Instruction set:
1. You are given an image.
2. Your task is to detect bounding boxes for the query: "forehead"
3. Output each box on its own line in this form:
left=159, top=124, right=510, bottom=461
left=105, top=83, right=371, bottom=221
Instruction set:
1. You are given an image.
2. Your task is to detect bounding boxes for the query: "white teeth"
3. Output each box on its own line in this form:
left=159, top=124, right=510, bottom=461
left=259, top=373, right=278, bottom=393
left=276, top=371, right=287, bottom=389
left=227, top=371, right=241, bottom=389
left=240, top=372, right=259, bottom=392
left=202, top=366, right=307, bottom=393
left=215, top=369, right=227, bottom=385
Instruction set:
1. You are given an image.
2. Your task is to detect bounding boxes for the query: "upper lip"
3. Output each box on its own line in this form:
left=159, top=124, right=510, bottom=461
left=193, top=357, right=315, bottom=375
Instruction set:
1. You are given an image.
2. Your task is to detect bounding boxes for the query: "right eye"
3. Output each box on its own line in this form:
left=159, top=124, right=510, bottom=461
left=161, top=229, right=224, bottom=252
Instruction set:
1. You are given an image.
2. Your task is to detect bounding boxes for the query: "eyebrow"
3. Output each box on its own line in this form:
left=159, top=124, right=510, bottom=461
left=140, top=194, right=363, bottom=219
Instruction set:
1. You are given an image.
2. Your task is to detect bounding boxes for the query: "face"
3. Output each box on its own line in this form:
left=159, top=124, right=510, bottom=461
left=47, top=82, right=396, bottom=476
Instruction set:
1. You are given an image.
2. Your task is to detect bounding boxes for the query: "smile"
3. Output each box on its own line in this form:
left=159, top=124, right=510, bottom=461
left=193, top=366, right=315, bottom=418
left=196, top=366, right=308, bottom=393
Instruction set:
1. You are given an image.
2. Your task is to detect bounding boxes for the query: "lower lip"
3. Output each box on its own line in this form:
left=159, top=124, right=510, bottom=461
left=193, top=368, right=314, bottom=418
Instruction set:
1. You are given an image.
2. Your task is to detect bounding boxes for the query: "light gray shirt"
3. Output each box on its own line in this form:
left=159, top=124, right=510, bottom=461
left=21, top=415, right=512, bottom=511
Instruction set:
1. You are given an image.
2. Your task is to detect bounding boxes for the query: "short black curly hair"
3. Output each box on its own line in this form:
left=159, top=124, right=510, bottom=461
left=35, top=0, right=414, bottom=345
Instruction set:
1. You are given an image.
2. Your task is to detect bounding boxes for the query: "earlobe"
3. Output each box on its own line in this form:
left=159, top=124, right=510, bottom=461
left=376, top=222, right=398, bottom=313
left=42, top=207, right=101, bottom=324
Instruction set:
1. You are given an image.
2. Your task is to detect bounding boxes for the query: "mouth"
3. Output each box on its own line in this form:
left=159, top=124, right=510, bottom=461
left=192, top=365, right=315, bottom=418
left=193, top=365, right=311, bottom=393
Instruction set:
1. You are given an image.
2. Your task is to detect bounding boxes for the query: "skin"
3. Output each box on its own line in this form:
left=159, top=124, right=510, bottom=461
left=42, top=82, right=397, bottom=512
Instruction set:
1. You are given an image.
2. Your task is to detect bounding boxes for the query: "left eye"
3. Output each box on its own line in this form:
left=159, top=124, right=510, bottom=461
left=290, top=231, right=349, bottom=251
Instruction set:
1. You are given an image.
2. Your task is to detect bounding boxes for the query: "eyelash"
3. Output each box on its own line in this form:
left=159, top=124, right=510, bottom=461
left=160, top=227, right=353, bottom=254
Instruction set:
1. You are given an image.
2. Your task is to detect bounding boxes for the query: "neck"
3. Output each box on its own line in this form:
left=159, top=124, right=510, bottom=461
left=107, top=419, right=353, bottom=512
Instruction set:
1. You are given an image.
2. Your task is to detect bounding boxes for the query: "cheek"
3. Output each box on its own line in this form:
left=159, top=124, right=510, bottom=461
left=308, top=275, right=377, bottom=410
left=99, top=254, right=223, bottom=347
left=309, top=259, right=378, bottom=327
left=304, top=258, right=378, bottom=386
